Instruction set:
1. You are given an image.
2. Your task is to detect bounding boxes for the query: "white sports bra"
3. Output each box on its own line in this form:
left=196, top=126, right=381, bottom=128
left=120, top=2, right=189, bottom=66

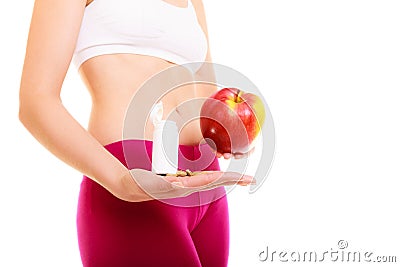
left=73, top=0, right=208, bottom=72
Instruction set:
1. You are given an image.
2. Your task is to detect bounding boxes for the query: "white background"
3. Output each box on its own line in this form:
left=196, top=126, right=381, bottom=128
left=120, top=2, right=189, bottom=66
left=1, top=0, right=399, bottom=266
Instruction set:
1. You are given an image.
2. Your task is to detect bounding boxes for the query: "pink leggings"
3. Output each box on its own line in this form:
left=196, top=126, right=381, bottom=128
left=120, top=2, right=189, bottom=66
left=77, top=140, right=229, bottom=267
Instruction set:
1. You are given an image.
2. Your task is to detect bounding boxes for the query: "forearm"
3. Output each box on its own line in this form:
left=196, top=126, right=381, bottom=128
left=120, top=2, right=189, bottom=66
left=17, top=0, right=148, bottom=201
left=19, top=92, right=137, bottom=199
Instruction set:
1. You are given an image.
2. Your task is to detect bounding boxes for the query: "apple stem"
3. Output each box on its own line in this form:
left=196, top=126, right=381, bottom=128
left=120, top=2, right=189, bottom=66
left=236, top=90, right=243, bottom=103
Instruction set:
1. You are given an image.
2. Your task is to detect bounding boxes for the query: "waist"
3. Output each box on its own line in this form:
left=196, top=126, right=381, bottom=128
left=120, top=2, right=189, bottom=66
left=102, top=139, right=220, bottom=172
left=80, top=54, right=205, bottom=145
left=88, top=106, right=204, bottom=146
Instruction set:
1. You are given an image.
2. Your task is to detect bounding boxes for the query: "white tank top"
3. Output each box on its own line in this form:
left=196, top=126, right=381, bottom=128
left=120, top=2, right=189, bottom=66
left=73, top=0, right=208, bottom=72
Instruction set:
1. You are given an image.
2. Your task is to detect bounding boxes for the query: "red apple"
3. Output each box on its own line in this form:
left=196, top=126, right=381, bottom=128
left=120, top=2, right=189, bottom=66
left=200, top=88, right=265, bottom=154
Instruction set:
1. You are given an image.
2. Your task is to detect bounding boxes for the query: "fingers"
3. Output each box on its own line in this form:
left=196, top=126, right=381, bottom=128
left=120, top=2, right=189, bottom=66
left=218, top=152, right=233, bottom=159
left=238, top=177, right=257, bottom=186
left=177, top=172, right=254, bottom=188
left=161, top=171, right=256, bottom=199
left=171, top=181, right=184, bottom=187
left=195, top=175, right=256, bottom=193
left=216, top=152, right=224, bottom=158
left=223, top=153, right=231, bottom=159
left=179, top=172, right=222, bottom=187
left=216, top=147, right=256, bottom=159
left=163, top=175, right=180, bottom=183
left=233, top=152, right=245, bottom=159
left=215, top=151, right=233, bottom=159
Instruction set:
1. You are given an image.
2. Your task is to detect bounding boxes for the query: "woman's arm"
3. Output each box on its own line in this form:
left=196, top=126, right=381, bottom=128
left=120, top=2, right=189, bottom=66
left=18, top=0, right=138, bottom=201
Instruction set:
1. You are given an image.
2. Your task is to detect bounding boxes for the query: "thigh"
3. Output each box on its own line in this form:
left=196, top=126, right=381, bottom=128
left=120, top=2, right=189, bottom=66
left=190, top=193, right=230, bottom=267
left=77, top=177, right=202, bottom=267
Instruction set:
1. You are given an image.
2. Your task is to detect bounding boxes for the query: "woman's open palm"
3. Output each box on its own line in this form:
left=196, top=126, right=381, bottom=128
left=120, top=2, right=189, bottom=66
left=128, top=169, right=255, bottom=201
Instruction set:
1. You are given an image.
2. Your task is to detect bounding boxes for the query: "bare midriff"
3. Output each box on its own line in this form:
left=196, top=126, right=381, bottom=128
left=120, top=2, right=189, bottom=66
left=78, top=53, right=213, bottom=147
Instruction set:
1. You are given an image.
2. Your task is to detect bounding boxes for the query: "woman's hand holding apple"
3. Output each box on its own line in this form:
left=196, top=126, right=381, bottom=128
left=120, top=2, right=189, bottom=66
left=200, top=87, right=265, bottom=159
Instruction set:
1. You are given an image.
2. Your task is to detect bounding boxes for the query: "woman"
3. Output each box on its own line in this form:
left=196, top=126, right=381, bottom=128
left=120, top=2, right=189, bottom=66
left=19, top=0, right=254, bottom=266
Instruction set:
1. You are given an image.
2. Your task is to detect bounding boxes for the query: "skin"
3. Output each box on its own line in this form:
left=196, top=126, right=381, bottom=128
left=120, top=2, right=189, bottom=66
left=19, top=0, right=255, bottom=202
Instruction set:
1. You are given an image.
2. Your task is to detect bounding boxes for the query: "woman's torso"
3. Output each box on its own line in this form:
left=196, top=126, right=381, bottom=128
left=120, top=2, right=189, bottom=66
left=77, top=0, right=213, bottom=147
